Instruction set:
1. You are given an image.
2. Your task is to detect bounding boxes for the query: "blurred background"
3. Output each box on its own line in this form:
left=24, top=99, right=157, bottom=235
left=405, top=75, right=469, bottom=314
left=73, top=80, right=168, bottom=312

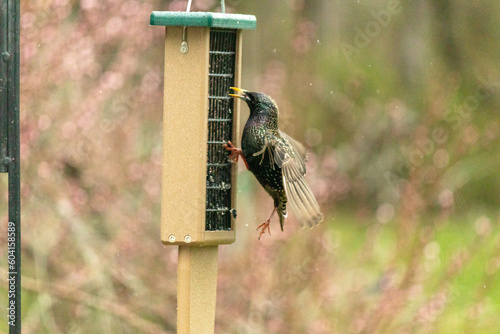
left=1, top=0, right=500, bottom=333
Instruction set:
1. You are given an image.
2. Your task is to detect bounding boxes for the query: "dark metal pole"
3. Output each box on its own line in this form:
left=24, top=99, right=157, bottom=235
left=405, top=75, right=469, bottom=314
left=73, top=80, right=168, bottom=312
left=1, top=0, right=21, bottom=333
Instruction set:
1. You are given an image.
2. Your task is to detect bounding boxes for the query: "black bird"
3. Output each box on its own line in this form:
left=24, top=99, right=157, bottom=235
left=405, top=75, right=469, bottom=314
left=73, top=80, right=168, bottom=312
left=225, top=87, right=323, bottom=239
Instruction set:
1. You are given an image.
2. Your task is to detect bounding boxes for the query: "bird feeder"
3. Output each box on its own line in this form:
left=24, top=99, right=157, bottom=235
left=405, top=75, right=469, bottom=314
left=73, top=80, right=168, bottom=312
left=150, top=5, right=256, bottom=334
left=151, top=10, right=256, bottom=246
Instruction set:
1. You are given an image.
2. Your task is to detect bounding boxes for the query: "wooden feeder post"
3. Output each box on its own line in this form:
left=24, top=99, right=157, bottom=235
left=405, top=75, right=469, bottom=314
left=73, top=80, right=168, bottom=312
left=150, top=10, right=256, bottom=334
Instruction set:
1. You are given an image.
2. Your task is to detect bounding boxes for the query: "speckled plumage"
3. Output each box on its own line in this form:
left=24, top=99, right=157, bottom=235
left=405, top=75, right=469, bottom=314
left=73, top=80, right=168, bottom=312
left=241, top=92, right=288, bottom=230
left=229, top=88, right=323, bottom=235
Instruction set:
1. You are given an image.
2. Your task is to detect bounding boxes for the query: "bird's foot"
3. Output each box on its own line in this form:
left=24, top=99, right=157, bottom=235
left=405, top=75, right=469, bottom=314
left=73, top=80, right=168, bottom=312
left=223, top=141, right=249, bottom=169
left=257, top=219, right=272, bottom=240
left=223, top=141, right=241, bottom=161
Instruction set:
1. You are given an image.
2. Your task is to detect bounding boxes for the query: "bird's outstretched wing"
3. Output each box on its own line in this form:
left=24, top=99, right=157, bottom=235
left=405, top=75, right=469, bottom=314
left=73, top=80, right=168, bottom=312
left=255, top=132, right=323, bottom=227
left=279, top=131, right=307, bottom=174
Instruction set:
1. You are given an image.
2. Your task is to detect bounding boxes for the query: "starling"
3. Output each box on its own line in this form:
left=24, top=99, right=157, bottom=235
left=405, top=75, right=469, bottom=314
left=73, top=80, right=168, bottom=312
left=225, top=87, right=323, bottom=239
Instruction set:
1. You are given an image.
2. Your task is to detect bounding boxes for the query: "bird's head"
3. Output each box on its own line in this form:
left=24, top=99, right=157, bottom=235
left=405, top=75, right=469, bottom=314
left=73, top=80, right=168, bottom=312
left=229, top=87, right=279, bottom=118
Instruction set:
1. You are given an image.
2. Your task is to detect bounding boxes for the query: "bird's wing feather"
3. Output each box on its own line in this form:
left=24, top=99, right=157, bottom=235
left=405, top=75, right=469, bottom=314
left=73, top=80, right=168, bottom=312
left=279, top=131, right=307, bottom=175
left=269, top=133, right=323, bottom=227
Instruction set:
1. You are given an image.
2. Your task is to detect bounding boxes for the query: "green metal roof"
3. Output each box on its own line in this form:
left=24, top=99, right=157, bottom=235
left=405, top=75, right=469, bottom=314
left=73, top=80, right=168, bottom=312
left=150, top=11, right=256, bottom=30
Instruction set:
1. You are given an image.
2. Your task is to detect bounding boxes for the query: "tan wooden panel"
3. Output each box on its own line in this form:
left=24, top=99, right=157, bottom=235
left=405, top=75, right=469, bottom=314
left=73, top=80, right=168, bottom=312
left=161, top=26, right=210, bottom=245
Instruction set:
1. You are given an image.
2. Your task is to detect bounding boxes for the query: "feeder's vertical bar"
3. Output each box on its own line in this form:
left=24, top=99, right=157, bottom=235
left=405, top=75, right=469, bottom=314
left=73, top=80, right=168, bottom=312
left=231, top=29, right=242, bottom=231
left=177, top=246, right=219, bottom=334
left=1, top=0, right=21, bottom=332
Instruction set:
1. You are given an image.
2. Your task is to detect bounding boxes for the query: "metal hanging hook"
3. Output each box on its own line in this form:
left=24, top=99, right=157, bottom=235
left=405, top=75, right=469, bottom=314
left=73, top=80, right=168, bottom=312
left=180, top=0, right=193, bottom=54
left=179, top=0, right=225, bottom=54
left=180, top=27, right=189, bottom=54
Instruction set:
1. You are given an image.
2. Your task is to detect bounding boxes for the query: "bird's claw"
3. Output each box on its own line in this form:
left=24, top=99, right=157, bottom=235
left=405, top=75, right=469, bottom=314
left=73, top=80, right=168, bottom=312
left=223, top=141, right=250, bottom=170
left=223, top=141, right=240, bottom=162
left=257, top=220, right=272, bottom=240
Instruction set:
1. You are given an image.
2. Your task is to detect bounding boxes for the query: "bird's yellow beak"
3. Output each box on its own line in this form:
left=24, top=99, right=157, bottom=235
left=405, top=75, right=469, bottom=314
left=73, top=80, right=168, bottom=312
left=229, top=87, right=248, bottom=99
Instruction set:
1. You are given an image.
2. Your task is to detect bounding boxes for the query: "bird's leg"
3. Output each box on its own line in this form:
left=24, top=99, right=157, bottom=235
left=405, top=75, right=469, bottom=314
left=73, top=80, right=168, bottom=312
left=223, top=141, right=249, bottom=170
left=257, top=207, right=277, bottom=240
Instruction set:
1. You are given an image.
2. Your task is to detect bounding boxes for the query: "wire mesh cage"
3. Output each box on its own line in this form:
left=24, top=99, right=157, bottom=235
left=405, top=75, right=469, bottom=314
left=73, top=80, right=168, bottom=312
left=151, top=11, right=256, bottom=246
left=206, top=29, right=237, bottom=231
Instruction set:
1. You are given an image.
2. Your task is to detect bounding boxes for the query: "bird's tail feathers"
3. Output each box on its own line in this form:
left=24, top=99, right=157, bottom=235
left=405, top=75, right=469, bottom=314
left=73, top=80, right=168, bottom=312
left=278, top=210, right=286, bottom=231
left=284, top=175, right=323, bottom=228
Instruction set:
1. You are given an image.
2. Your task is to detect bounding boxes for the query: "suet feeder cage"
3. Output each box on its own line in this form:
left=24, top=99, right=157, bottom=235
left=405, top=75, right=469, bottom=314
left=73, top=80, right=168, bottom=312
left=150, top=9, right=256, bottom=246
